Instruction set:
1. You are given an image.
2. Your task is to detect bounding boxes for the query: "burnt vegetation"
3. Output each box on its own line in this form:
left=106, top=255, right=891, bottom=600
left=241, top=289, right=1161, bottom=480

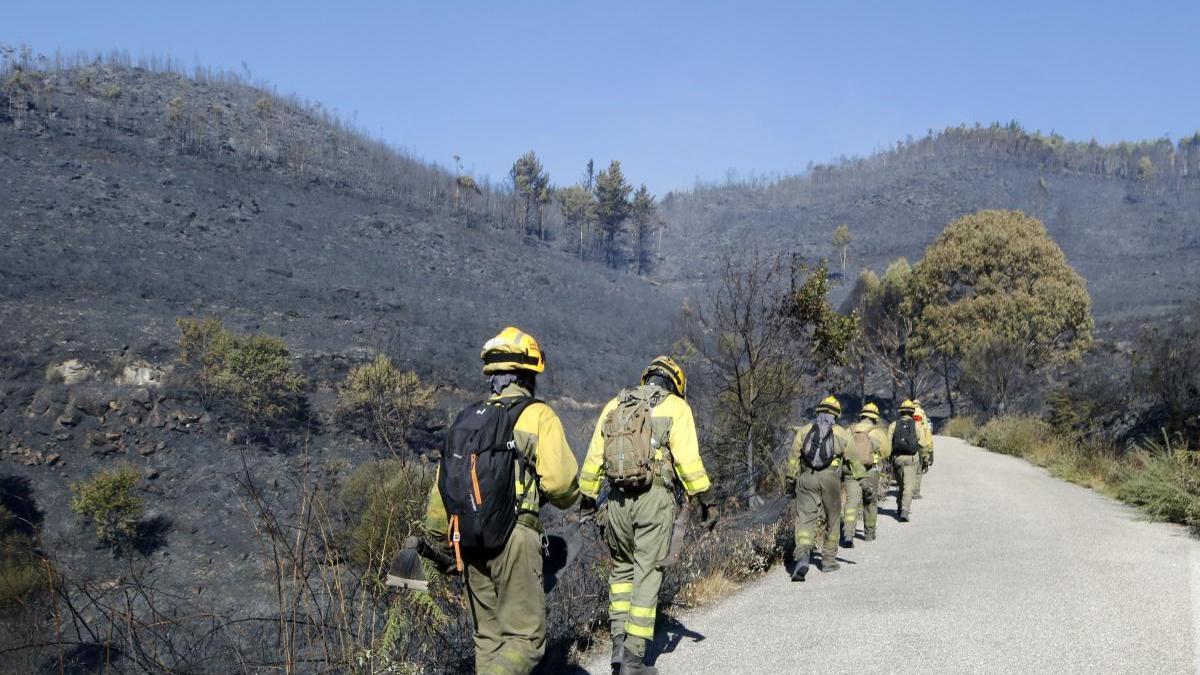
left=2, top=41, right=1200, bottom=673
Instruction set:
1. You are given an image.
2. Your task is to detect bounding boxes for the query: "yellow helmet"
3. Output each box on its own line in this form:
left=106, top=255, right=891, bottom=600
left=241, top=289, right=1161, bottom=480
left=899, top=399, right=916, bottom=415
left=642, top=355, right=687, bottom=398
left=480, top=327, right=545, bottom=375
left=860, top=402, right=880, bottom=421
left=816, top=395, right=842, bottom=416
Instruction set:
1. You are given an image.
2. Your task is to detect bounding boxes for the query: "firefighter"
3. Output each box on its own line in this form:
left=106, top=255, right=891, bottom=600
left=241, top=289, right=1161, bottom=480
left=423, top=327, right=579, bottom=675
left=579, top=356, right=717, bottom=675
left=785, top=396, right=851, bottom=580
left=843, top=402, right=890, bottom=543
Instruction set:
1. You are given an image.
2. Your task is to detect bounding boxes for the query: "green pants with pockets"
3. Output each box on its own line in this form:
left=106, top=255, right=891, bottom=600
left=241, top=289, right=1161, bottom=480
left=842, top=466, right=880, bottom=540
left=463, top=521, right=545, bottom=675
left=606, top=481, right=674, bottom=658
left=794, top=465, right=841, bottom=561
left=893, top=454, right=919, bottom=515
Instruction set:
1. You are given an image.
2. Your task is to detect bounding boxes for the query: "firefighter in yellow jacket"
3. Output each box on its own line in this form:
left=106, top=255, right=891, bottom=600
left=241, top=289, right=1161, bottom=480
left=888, top=399, right=932, bottom=522
left=912, top=399, right=934, bottom=498
left=843, top=402, right=890, bottom=544
left=579, top=356, right=716, bottom=675
left=423, top=327, right=579, bottom=675
left=785, top=396, right=851, bottom=580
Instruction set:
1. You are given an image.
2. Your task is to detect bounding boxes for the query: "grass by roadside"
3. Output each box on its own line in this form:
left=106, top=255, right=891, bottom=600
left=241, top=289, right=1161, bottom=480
left=945, top=415, right=1200, bottom=534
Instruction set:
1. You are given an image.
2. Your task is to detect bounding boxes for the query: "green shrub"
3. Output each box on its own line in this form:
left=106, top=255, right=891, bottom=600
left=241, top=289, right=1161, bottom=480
left=69, top=465, right=143, bottom=548
left=177, top=317, right=305, bottom=425
left=943, top=416, right=978, bottom=440
left=0, top=534, right=46, bottom=609
left=336, top=355, right=435, bottom=453
left=973, top=415, right=1053, bottom=457
left=339, top=459, right=433, bottom=572
left=1114, top=440, right=1200, bottom=532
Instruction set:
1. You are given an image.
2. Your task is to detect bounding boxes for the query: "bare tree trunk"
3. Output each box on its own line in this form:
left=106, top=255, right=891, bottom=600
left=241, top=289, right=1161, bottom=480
left=745, top=426, right=756, bottom=497
left=942, top=357, right=956, bottom=418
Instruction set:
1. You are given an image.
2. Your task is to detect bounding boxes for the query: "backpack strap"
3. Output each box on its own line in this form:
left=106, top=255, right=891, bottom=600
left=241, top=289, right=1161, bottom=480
left=500, top=397, right=541, bottom=509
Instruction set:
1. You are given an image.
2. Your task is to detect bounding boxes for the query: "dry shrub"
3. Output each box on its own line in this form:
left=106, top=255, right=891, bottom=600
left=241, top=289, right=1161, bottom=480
left=973, top=416, right=1053, bottom=457
left=664, top=519, right=784, bottom=611
left=677, top=570, right=738, bottom=608
left=943, top=416, right=978, bottom=440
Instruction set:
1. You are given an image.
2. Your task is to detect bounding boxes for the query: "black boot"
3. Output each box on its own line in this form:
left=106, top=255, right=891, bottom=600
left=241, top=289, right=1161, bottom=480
left=620, top=650, right=657, bottom=675
left=791, top=551, right=810, bottom=582
left=840, top=535, right=855, bottom=549
left=610, top=635, right=625, bottom=675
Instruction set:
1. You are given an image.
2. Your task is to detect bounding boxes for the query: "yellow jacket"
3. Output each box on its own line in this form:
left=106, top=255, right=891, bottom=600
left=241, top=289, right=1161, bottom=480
left=887, top=415, right=934, bottom=457
left=424, top=383, right=579, bottom=539
left=914, top=405, right=934, bottom=452
left=579, top=384, right=711, bottom=497
left=786, top=423, right=851, bottom=478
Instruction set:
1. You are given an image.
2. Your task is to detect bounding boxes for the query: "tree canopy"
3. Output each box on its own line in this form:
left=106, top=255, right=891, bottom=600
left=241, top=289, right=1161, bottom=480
left=909, top=209, right=1093, bottom=371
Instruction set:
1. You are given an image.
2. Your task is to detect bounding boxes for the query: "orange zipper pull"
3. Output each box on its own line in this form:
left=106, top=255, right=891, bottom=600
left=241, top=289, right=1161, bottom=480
left=470, top=454, right=484, bottom=506
left=449, top=514, right=464, bottom=572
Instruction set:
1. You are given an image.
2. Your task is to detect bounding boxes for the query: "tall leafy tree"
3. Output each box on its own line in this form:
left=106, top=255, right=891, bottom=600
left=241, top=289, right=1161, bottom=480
left=594, top=160, right=632, bottom=268
left=847, top=258, right=936, bottom=402
left=909, top=210, right=1093, bottom=415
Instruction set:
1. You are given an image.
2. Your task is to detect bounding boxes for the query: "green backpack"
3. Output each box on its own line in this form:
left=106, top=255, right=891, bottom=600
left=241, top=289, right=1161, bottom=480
left=602, top=387, right=663, bottom=489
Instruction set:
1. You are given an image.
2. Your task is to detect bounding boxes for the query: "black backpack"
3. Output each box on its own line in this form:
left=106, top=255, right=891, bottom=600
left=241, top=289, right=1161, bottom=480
left=438, top=397, right=538, bottom=554
left=892, top=417, right=920, bottom=455
left=801, top=427, right=836, bottom=470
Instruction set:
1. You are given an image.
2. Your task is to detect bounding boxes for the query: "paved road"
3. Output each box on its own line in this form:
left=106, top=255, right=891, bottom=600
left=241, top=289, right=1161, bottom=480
left=587, top=436, right=1198, bottom=674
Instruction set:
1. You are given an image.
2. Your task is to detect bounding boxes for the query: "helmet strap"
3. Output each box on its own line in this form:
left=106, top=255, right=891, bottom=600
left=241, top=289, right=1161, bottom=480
left=645, top=372, right=679, bottom=397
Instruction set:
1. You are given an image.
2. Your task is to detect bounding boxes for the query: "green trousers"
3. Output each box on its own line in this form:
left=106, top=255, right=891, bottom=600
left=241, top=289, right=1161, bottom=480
left=914, top=452, right=931, bottom=496
left=794, top=465, right=841, bottom=561
left=893, top=454, right=919, bottom=515
left=842, top=466, right=880, bottom=540
left=463, top=522, right=545, bottom=675
left=606, top=482, right=674, bottom=658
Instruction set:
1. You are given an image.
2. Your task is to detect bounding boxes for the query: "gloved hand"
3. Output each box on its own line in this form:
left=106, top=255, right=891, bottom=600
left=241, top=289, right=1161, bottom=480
left=409, top=536, right=458, bottom=576
left=784, top=478, right=797, bottom=498
left=692, top=491, right=719, bottom=530
left=926, top=453, right=934, bottom=469
left=579, top=495, right=598, bottom=521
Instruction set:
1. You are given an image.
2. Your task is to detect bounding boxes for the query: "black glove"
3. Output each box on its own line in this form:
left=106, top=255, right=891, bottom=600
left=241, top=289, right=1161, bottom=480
left=409, top=536, right=458, bottom=576
left=691, top=491, right=719, bottom=530
left=784, top=478, right=797, bottom=498
left=579, top=495, right=598, bottom=521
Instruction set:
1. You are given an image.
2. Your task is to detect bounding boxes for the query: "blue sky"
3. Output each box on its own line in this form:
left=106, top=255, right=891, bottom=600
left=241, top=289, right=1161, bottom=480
left=5, top=1, right=1198, bottom=193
